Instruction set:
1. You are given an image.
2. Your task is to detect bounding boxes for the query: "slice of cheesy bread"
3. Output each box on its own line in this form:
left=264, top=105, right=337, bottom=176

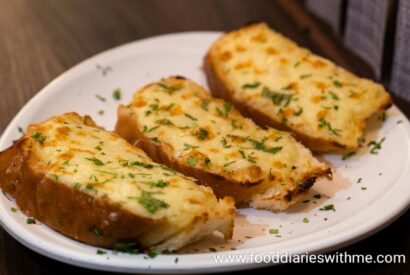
left=204, top=23, right=392, bottom=152
left=115, top=77, right=329, bottom=211
left=0, top=113, right=234, bottom=252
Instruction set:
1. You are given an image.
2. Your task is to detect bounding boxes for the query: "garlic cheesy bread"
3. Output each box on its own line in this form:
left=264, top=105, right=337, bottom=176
left=204, top=23, right=392, bottom=152
left=0, top=113, right=234, bottom=252
left=115, top=77, right=329, bottom=211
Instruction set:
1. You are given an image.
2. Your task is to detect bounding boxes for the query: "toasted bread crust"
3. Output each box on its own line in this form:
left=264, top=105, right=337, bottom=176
left=204, top=23, right=393, bottom=153
left=204, top=54, right=346, bottom=152
left=115, top=78, right=330, bottom=211
left=0, top=139, right=158, bottom=248
left=0, top=113, right=235, bottom=252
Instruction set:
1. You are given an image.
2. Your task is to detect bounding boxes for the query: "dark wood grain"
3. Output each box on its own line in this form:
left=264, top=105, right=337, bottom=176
left=0, top=0, right=408, bottom=274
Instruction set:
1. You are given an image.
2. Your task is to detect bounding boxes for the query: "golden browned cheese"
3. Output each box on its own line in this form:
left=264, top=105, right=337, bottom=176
left=115, top=77, right=329, bottom=211
left=0, top=113, right=234, bottom=252
left=205, top=23, right=392, bottom=152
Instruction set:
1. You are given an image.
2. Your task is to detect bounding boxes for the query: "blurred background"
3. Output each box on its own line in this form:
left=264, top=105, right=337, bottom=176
left=0, top=0, right=409, bottom=274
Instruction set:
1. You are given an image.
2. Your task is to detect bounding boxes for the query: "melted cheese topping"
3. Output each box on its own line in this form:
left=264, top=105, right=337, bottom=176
left=127, top=77, right=327, bottom=199
left=208, top=23, right=391, bottom=148
left=25, top=113, right=227, bottom=228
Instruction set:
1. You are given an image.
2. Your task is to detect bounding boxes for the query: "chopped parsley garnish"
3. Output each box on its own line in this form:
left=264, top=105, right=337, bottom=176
left=204, top=157, right=211, bottom=168
left=262, top=87, right=292, bottom=107
left=130, top=161, right=154, bottom=169
left=96, top=64, right=112, bottom=76
left=249, top=138, right=282, bottom=155
left=113, top=242, right=140, bottom=254
left=269, top=228, right=279, bottom=234
left=147, top=102, right=158, bottom=113
left=150, top=137, right=159, bottom=142
left=175, top=257, right=179, bottom=263
left=85, top=157, right=104, bottom=166
left=220, top=137, right=231, bottom=148
left=303, top=217, right=309, bottom=223
left=361, top=187, right=367, bottom=190
left=231, top=120, right=243, bottom=129
left=313, top=194, right=322, bottom=199
left=368, top=137, right=385, bottom=154
left=329, top=91, right=339, bottom=100
left=201, top=101, right=209, bottom=111
left=342, top=151, right=355, bottom=160
left=299, top=74, right=312, bottom=79
left=186, top=156, right=198, bottom=166
left=95, top=94, right=107, bottom=102
left=224, top=102, right=233, bottom=116
left=155, top=118, right=172, bottom=125
left=319, top=204, right=336, bottom=212
left=198, top=128, right=208, bottom=140
left=318, top=118, right=341, bottom=136
left=242, top=82, right=261, bottom=89
left=144, top=180, right=169, bottom=188
left=397, top=120, right=403, bottom=124
left=143, top=125, right=160, bottom=134
left=18, top=127, right=24, bottom=134
left=294, top=108, right=303, bottom=116
left=357, top=178, right=362, bottom=183
left=333, top=80, right=343, bottom=88
left=26, top=218, right=36, bottom=224
left=184, top=113, right=197, bottom=121
left=147, top=251, right=159, bottom=258
left=239, top=150, right=256, bottom=163
left=158, top=83, right=182, bottom=94
left=223, top=160, right=236, bottom=167
left=10, top=207, right=17, bottom=213
left=86, top=184, right=95, bottom=190
left=96, top=250, right=106, bottom=255
left=95, top=141, right=103, bottom=151
left=183, top=143, right=199, bottom=151
left=92, top=227, right=104, bottom=238
left=113, top=88, right=121, bottom=100
left=160, top=165, right=177, bottom=174
left=215, top=106, right=224, bottom=117
left=137, top=191, right=169, bottom=214
left=294, top=61, right=301, bottom=67
left=31, top=132, right=46, bottom=143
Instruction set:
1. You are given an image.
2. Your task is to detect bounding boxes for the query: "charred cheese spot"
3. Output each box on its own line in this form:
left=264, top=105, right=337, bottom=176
left=235, top=45, right=247, bottom=52
left=251, top=32, right=267, bottom=43
left=234, top=61, right=252, bottom=70
left=265, top=47, right=279, bottom=55
left=133, top=98, right=147, bottom=107
left=220, top=51, right=232, bottom=61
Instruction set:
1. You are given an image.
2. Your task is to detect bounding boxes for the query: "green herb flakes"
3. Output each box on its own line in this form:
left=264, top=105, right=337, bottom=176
left=186, top=157, right=198, bottom=166
left=113, top=89, right=121, bottom=100
left=26, top=218, right=36, bottom=224
left=319, top=204, right=335, bottom=212
left=85, top=157, right=104, bottom=166
left=136, top=191, right=169, bottom=214
left=242, top=82, right=261, bottom=89
left=31, top=132, right=47, bottom=143
left=113, top=242, right=140, bottom=254
left=368, top=138, right=385, bottom=154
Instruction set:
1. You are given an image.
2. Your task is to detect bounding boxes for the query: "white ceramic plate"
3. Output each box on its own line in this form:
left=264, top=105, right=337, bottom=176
left=0, top=32, right=409, bottom=273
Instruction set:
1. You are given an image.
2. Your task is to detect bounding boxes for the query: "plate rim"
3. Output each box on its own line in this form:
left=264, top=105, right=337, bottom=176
left=0, top=31, right=409, bottom=273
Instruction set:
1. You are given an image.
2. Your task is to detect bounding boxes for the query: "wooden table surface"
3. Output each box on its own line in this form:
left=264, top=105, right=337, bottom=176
left=0, top=0, right=408, bottom=274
